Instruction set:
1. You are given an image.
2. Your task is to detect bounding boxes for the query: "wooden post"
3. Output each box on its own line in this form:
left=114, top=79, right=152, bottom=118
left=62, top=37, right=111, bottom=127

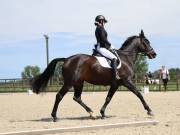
left=177, top=75, right=179, bottom=90
left=13, top=79, right=15, bottom=92
left=159, top=77, right=161, bottom=91
left=44, top=34, right=52, bottom=87
left=44, top=34, right=49, bottom=67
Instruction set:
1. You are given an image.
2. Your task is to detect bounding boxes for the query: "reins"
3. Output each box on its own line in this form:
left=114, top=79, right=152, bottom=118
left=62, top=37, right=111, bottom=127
left=117, top=50, right=145, bottom=56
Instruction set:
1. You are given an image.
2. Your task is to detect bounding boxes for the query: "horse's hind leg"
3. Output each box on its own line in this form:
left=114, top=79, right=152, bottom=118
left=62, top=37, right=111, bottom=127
left=51, top=84, right=71, bottom=122
left=73, top=83, right=95, bottom=119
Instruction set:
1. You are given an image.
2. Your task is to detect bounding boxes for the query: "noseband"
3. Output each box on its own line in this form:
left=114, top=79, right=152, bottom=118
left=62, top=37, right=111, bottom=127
left=140, top=38, right=154, bottom=56
left=141, top=47, right=154, bottom=56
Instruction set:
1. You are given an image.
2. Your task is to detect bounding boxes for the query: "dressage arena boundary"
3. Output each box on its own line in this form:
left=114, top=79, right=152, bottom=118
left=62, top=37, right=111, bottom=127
left=0, top=120, right=159, bottom=135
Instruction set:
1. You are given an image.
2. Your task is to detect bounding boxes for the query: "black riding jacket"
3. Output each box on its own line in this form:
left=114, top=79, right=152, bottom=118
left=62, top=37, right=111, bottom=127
left=95, top=25, right=111, bottom=49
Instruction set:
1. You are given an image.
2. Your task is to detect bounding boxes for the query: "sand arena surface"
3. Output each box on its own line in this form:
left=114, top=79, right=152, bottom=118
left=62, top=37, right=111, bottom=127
left=0, top=91, right=180, bottom=135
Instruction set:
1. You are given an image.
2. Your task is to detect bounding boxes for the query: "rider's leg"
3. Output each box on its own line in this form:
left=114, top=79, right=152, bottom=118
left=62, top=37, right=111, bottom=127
left=97, top=48, right=120, bottom=80
left=112, top=58, right=120, bottom=80
left=97, top=47, right=116, bottom=59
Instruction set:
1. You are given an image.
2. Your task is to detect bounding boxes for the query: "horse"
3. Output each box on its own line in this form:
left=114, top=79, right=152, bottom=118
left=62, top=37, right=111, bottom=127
left=31, top=30, right=157, bottom=122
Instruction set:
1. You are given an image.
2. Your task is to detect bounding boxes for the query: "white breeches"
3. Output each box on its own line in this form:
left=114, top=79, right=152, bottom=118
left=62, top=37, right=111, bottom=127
left=97, top=46, right=117, bottom=60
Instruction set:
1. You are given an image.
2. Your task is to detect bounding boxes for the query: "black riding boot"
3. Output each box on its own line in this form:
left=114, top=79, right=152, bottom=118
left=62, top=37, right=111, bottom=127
left=112, top=58, right=120, bottom=81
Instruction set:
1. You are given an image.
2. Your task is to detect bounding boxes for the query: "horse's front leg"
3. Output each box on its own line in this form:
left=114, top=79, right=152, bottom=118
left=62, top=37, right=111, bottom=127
left=122, top=79, right=154, bottom=116
left=100, top=85, right=118, bottom=119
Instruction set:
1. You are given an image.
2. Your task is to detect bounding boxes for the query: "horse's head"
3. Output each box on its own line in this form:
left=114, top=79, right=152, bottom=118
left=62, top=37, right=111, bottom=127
left=137, top=30, right=157, bottom=59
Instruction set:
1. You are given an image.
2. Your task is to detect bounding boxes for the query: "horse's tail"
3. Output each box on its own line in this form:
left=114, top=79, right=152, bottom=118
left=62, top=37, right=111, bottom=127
left=31, top=58, right=66, bottom=94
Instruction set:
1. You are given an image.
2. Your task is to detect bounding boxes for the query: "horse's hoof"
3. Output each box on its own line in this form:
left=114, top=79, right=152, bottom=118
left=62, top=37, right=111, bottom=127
left=101, top=116, right=105, bottom=119
left=100, top=110, right=105, bottom=119
left=51, top=114, right=58, bottom=122
left=100, top=113, right=106, bottom=119
left=147, top=111, right=154, bottom=116
left=52, top=117, right=58, bottom=122
left=89, top=112, right=96, bottom=120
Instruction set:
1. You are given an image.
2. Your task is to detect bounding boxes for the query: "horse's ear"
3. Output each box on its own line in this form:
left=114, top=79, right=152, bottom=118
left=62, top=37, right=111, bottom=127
left=139, top=29, right=145, bottom=38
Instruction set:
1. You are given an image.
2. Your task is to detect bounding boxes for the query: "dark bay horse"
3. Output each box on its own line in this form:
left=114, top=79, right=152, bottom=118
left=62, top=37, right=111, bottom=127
left=32, top=30, right=157, bottom=122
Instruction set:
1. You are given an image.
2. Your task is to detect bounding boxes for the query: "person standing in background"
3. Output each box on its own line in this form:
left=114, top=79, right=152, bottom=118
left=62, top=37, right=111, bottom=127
left=148, top=71, right=153, bottom=84
left=160, top=65, right=170, bottom=91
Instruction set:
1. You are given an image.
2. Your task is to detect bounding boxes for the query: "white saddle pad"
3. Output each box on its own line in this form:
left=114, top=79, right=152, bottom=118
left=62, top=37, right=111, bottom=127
left=95, top=56, right=121, bottom=69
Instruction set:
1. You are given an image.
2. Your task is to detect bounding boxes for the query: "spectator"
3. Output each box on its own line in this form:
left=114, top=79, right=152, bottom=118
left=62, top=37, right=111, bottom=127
left=144, top=74, right=150, bottom=85
left=148, top=71, right=153, bottom=84
left=160, top=65, right=170, bottom=91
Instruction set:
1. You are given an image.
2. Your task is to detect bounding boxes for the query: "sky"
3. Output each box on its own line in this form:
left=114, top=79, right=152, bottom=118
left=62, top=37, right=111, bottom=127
left=0, top=0, right=180, bottom=78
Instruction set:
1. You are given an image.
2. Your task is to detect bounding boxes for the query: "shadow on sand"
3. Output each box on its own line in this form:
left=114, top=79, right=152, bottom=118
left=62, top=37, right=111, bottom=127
left=27, top=115, right=116, bottom=122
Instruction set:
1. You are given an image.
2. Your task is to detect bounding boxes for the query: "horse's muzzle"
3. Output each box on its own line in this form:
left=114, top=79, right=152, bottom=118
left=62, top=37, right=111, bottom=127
left=148, top=51, right=157, bottom=59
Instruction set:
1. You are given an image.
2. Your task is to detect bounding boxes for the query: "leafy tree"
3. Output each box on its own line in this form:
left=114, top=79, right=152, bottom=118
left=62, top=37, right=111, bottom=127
left=133, top=54, right=148, bottom=79
left=169, top=68, right=180, bottom=80
left=52, top=61, right=64, bottom=82
left=21, top=65, right=40, bottom=79
left=152, top=69, right=161, bottom=79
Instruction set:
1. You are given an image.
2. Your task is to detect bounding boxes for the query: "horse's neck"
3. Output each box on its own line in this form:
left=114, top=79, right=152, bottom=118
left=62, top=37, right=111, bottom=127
left=120, top=44, right=138, bottom=65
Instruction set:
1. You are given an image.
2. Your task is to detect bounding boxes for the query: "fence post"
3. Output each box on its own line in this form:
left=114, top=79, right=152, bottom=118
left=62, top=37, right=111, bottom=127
left=5, top=79, right=7, bottom=91
left=177, top=78, right=179, bottom=91
left=13, top=79, right=15, bottom=91
left=22, top=79, right=24, bottom=91
left=159, top=77, right=161, bottom=91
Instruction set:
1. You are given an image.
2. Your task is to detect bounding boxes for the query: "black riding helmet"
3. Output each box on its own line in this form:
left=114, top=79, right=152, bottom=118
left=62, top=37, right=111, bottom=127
left=95, top=15, right=107, bottom=23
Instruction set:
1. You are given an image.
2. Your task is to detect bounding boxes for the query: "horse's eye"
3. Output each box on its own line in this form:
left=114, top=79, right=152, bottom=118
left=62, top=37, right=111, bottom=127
left=144, top=39, right=150, bottom=44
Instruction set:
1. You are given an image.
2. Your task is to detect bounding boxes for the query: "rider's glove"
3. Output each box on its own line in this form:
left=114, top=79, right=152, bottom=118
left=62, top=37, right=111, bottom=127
left=109, top=45, right=115, bottom=51
left=110, top=45, right=115, bottom=49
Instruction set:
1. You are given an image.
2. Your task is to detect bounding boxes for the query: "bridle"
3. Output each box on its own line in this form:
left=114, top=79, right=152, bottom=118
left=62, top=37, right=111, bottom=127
left=140, top=37, right=154, bottom=56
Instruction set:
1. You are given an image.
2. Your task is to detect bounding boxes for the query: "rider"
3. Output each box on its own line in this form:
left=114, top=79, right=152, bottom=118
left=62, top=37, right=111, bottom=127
left=94, top=15, right=120, bottom=80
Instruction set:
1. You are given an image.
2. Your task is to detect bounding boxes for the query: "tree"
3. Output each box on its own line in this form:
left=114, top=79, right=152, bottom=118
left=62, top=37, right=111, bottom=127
left=169, top=68, right=180, bottom=80
left=133, top=54, right=148, bottom=79
left=152, top=69, right=161, bottom=79
left=53, top=61, right=64, bottom=82
left=21, top=65, right=40, bottom=79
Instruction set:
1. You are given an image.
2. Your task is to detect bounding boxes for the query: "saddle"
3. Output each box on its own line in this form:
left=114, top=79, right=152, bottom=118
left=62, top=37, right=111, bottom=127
left=92, top=45, right=121, bottom=68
